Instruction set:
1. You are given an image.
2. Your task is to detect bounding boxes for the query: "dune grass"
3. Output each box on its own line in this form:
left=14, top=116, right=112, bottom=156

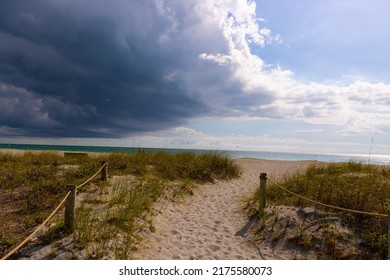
left=71, top=150, right=241, bottom=259
left=245, top=161, right=390, bottom=259
left=73, top=175, right=167, bottom=259
left=101, top=150, right=241, bottom=182
left=0, top=151, right=103, bottom=258
left=0, top=150, right=240, bottom=259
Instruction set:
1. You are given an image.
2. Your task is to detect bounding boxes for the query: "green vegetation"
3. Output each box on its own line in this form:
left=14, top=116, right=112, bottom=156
left=73, top=175, right=166, bottom=259
left=0, top=150, right=240, bottom=259
left=103, top=150, right=241, bottom=182
left=245, top=161, right=390, bottom=259
left=71, top=151, right=240, bottom=259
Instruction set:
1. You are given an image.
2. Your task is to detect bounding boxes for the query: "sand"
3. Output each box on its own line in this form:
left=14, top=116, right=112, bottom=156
left=13, top=157, right=360, bottom=260
left=134, top=158, right=316, bottom=260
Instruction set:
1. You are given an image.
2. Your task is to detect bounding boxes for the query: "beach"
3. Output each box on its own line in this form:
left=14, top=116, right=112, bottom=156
left=134, top=158, right=316, bottom=260
left=1, top=152, right=371, bottom=260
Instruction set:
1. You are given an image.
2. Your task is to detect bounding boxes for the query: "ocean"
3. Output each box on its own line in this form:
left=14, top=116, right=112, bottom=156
left=1, top=143, right=389, bottom=165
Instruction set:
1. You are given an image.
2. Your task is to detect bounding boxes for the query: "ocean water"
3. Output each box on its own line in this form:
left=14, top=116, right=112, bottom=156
left=1, top=143, right=389, bottom=165
left=228, top=150, right=390, bottom=165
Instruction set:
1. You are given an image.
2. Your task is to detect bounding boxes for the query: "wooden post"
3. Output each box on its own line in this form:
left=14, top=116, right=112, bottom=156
left=101, top=161, right=108, bottom=181
left=259, top=173, right=267, bottom=215
left=64, top=184, right=76, bottom=233
left=388, top=210, right=390, bottom=260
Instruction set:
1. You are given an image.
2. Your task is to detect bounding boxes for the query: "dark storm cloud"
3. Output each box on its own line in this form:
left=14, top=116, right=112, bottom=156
left=0, top=0, right=211, bottom=137
left=0, top=0, right=278, bottom=138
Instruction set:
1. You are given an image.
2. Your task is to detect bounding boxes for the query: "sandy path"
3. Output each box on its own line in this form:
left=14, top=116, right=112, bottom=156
left=135, top=158, right=314, bottom=260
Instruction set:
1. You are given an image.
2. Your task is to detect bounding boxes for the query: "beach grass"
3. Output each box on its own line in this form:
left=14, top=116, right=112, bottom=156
left=73, top=175, right=166, bottom=259
left=0, top=150, right=240, bottom=259
left=71, top=151, right=241, bottom=259
left=245, top=161, right=390, bottom=259
left=102, top=150, right=241, bottom=182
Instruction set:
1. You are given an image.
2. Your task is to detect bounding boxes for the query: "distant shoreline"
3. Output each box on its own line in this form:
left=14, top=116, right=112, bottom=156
left=1, top=143, right=389, bottom=165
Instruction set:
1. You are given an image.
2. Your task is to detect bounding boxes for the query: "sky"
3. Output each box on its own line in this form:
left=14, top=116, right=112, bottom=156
left=1, top=0, right=390, bottom=155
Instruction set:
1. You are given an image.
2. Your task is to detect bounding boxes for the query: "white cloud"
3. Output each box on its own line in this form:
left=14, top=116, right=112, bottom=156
left=1, top=0, right=389, bottom=141
left=128, top=126, right=390, bottom=155
left=189, top=0, right=390, bottom=135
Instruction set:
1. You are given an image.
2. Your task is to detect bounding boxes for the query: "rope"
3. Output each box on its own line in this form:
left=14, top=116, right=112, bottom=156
left=267, top=177, right=388, bottom=218
left=1, top=192, right=71, bottom=260
left=1, top=162, right=107, bottom=260
left=76, top=163, right=107, bottom=190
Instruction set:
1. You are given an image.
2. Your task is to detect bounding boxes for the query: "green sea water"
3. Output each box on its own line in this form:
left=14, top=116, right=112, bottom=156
left=1, top=143, right=389, bottom=165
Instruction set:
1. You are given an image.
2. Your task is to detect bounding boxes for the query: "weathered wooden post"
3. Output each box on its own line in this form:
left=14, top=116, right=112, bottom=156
left=259, top=173, right=267, bottom=215
left=101, top=161, right=108, bottom=181
left=64, top=184, right=76, bottom=233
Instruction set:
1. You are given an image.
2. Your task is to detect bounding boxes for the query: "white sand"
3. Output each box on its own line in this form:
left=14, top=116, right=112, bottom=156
left=16, top=157, right=359, bottom=260
left=134, top=158, right=315, bottom=260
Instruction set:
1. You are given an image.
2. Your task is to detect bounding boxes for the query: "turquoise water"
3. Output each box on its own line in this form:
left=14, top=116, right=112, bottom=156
left=1, top=143, right=389, bottom=165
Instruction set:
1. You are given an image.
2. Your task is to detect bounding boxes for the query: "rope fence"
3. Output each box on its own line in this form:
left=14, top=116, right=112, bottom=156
left=1, top=161, right=108, bottom=260
left=267, top=177, right=388, bottom=218
left=258, top=172, right=390, bottom=259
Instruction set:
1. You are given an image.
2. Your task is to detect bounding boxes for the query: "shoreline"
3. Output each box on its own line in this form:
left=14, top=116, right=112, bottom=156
left=1, top=147, right=388, bottom=166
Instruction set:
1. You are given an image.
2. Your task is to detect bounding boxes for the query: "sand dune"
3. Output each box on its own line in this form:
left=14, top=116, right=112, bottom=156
left=134, top=158, right=315, bottom=260
left=15, top=156, right=334, bottom=260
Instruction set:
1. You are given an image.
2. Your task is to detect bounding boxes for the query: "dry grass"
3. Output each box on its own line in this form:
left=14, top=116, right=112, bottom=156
left=244, top=161, right=390, bottom=259
left=0, top=150, right=240, bottom=259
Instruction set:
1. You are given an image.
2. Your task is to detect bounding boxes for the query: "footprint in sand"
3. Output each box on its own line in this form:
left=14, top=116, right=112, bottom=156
left=209, top=244, right=221, bottom=252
